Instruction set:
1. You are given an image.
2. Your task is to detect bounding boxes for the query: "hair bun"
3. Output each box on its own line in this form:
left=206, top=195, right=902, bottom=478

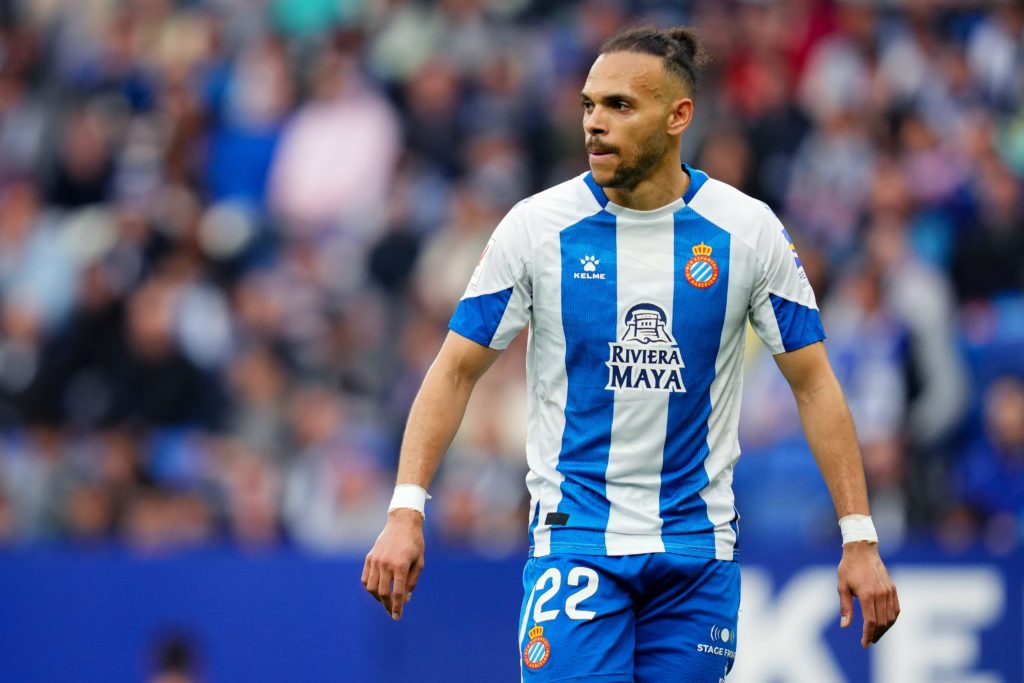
left=667, top=27, right=707, bottom=68
left=598, top=25, right=707, bottom=95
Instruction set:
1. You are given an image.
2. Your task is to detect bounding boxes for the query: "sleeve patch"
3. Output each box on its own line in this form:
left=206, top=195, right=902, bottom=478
left=778, top=225, right=810, bottom=288
left=449, top=287, right=515, bottom=348
left=769, top=294, right=826, bottom=352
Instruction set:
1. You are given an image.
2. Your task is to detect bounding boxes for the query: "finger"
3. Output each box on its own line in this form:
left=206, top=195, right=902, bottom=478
left=391, top=570, right=408, bottom=620
left=871, top=590, right=889, bottom=643
left=404, top=556, right=427, bottom=606
left=407, top=557, right=424, bottom=594
left=361, top=555, right=372, bottom=587
left=377, top=567, right=393, bottom=615
left=364, top=561, right=380, bottom=599
left=861, top=594, right=877, bottom=649
left=838, top=583, right=853, bottom=629
left=880, top=584, right=898, bottom=638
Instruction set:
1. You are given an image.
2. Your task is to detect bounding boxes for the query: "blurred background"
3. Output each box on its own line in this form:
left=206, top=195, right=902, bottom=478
left=0, top=0, right=1020, bottom=681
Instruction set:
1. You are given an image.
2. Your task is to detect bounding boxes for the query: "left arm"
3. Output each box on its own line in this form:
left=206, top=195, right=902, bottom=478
left=775, top=341, right=900, bottom=649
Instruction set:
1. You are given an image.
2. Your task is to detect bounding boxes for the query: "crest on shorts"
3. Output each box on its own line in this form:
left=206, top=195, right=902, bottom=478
left=684, top=242, right=719, bottom=289
left=523, top=625, right=551, bottom=670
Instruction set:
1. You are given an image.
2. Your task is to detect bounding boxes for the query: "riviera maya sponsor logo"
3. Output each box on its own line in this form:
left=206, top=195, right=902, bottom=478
left=606, top=303, right=686, bottom=392
left=523, top=625, right=551, bottom=670
left=684, top=242, right=719, bottom=288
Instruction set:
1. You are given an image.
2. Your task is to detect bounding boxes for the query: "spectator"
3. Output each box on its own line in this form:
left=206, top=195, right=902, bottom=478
left=205, top=36, right=293, bottom=206
left=953, top=158, right=1024, bottom=301
left=268, top=46, right=400, bottom=241
left=0, top=182, right=77, bottom=332
left=281, top=386, right=390, bottom=551
left=951, top=376, right=1024, bottom=551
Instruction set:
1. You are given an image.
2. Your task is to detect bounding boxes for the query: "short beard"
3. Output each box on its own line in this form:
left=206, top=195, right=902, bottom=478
left=593, top=132, right=666, bottom=190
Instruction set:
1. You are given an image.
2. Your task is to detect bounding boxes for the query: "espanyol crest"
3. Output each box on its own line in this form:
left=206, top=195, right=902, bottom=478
left=684, top=242, right=719, bottom=288
left=523, top=625, right=551, bottom=670
left=606, top=303, right=686, bottom=392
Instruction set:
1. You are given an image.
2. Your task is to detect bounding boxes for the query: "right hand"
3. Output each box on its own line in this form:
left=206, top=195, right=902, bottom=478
left=361, top=508, right=426, bottom=620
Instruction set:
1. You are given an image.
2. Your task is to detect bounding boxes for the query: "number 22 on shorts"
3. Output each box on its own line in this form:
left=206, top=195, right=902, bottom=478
left=531, top=566, right=599, bottom=622
left=523, top=567, right=600, bottom=672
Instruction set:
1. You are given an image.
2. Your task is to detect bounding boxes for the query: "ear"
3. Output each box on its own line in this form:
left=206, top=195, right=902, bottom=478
left=666, top=98, right=694, bottom=136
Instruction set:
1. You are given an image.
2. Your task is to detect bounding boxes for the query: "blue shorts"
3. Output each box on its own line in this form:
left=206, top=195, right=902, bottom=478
left=518, top=553, right=740, bottom=683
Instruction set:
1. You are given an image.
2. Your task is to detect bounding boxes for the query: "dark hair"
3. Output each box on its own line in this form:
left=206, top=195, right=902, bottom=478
left=599, top=26, right=708, bottom=96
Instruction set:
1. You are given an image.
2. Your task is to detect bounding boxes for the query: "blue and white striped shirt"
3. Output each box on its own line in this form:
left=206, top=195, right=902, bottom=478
left=450, top=166, right=824, bottom=561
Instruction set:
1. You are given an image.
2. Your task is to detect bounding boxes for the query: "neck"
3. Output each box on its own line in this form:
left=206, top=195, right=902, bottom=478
left=602, top=157, right=690, bottom=211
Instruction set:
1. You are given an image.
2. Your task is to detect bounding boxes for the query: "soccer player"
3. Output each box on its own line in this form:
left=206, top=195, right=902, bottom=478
left=363, top=26, right=899, bottom=681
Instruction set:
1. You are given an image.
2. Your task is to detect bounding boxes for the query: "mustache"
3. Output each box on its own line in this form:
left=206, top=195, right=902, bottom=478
left=586, top=140, right=619, bottom=154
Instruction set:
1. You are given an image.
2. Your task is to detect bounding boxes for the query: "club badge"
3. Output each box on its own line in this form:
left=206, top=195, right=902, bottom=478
left=523, top=625, right=551, bottom=670
left=684, top=242, right=719, bottom=289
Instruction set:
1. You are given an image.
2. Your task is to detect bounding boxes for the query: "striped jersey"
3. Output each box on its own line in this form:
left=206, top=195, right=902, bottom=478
left=449, top=166, right=824, bottom=561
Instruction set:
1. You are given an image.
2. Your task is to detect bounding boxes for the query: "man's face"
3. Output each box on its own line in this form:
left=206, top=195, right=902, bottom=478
left=581, top=52, right=676, bottom=190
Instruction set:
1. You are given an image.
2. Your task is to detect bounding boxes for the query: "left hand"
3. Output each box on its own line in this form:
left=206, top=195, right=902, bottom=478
left=837, top=541, right=900, bottom=649
left=361, top=508, right=426, bottom=621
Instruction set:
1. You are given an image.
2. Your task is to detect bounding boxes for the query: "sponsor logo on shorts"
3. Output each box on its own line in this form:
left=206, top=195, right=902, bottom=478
left=523, top=625, right=551, bottom=670
left=697, top=643, right=736, bottom=658
left=697, top=624, right=736, bottom=659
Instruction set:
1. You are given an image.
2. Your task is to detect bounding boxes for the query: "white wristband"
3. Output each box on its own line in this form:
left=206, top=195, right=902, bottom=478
left=839, top=514, right=878, bottom=545
left=388, top=484, right=432, bottom=518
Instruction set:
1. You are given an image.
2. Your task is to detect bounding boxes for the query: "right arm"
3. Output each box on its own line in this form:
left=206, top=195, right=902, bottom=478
left=361, top=330, right=501, bottom=620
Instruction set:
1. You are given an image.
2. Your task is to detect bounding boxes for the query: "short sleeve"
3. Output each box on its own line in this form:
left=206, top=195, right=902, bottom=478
left=748, top=207, right=825, bottom=354
left=448, top=204, right=533, bottom=350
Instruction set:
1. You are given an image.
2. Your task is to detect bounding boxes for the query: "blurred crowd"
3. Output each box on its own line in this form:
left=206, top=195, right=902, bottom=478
left=0, top=0, right=1021, bottom=556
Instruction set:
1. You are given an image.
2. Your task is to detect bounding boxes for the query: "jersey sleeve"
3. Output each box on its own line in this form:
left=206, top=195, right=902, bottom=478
left=747, top=206, right=826, bottom=354
left=448, top=204, right=532, bottom=350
